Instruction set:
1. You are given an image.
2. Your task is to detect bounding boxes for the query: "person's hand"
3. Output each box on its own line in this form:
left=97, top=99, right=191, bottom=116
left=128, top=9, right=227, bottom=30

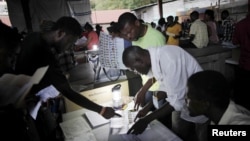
left=134, top=105, right=151, bottom=121
left=127, top=118, right=149, bottom=135
left=134, top=88, right=146, bottom=110
left=101, top=107, right=121, bottom=119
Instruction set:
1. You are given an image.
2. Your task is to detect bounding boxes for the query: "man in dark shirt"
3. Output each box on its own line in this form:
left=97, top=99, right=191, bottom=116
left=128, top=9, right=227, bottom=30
left=15, top=17, right=119, bottom=118
left=232, top=13, right=250, bottom=110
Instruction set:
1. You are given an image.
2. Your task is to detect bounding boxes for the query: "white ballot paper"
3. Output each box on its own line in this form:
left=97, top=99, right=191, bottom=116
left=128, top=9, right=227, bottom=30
left=85, top=110, right=110, bottom=128
left=30, top=85, right=60, bottom=119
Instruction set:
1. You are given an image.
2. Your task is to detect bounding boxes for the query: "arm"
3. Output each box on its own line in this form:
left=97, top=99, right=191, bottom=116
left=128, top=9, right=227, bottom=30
left=189, top=34, right=195, bottom=42
left=127, top=102, right=174, bottom=135
left=189, top=24, right=195, bottom=41
left=45, top=67, right=119, bottom=119
left=134, top=77, right=156, bottom=110
left=135, top=101, right=154, bottom=120
left=232, top=23, right=239, bottom=46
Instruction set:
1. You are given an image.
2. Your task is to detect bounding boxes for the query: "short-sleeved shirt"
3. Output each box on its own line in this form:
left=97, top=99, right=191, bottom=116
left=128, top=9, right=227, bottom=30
left=189, top=19, right=209, bottom=48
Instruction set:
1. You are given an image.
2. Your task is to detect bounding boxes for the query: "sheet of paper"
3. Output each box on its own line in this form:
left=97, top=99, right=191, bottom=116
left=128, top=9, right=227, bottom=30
left=110, top=117, right=124, bottom=128
left=60, top=117, right=96, bottom=141
left=85, top=110, right=110, bottom=128
left=98, top=32, right=126, bottom=69
left=30, top=85, right=60, bottom=119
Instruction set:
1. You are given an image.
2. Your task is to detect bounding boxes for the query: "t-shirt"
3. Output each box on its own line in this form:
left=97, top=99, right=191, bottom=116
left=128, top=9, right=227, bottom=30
left=87, top=31, right=99, bottom=50
left=189, top=19, right=209, bottom=48
left=166, top=23, right=182, bottom=45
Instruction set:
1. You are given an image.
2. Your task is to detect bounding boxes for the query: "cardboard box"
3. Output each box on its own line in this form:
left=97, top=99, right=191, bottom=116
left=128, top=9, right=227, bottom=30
left=65, top=80, right=129, bottom=112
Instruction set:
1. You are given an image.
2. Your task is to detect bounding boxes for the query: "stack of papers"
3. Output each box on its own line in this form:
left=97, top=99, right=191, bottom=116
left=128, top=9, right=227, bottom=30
left=84, top=111, right=110, bottom=128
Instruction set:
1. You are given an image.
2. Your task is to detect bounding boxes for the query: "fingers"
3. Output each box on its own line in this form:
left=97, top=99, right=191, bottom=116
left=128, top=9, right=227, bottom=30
left=127, top=127, right=140, bottom=135
left=114, top=113, right=122, bottom=117
left=134, top=114, right=139, bottom=122
left=127, top=127, right=133, bottom=134
left=134, top=103, right=140, bottom=111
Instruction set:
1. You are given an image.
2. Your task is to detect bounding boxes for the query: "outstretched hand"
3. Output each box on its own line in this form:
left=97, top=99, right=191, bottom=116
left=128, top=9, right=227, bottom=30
left=134, top=108, right=149, bottom=122
left=134, top=89, right=146, bottom=110
left=102, top=107, right=121, bottom=119
left=127, top=118, right=149, bottom=135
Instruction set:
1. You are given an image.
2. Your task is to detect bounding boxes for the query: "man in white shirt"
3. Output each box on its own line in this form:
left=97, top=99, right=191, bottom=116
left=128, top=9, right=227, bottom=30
left=180, top=11, right=209, bottom=49
left=186, top=70, right=250, bottom=125
left=123, top=45, right=208, bottom=141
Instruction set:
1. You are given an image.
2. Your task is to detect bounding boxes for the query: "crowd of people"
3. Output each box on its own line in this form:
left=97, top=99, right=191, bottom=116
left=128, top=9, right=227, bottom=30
left=0, top=6, right=250, bottom=141
left=105, top=9, right=250, bottom=141
left=149, top=9, right=236, bottom=50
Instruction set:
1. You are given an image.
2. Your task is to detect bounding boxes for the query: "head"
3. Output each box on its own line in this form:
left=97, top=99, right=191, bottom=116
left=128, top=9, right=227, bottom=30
left=167, top=16, right=174, bottom=24
left=0, top=22, right=22, bottom=76
left=107, top=22, right=120, bottom=38
left=185, top=70, right=230, bottom=117
left=204, top=9, right=215, bottom=21
left=117, top=12, right=143, bottom=41
left=174, top=16, right=179, bottom=23
left=158, top=17, right=166, bottom=26
left=190, top=11, right=199, bottom=22
left=150, top=22, right=156, bottom=28
left=221, top=10, right=229, bottom=20
left=41, top=17, right=82, bottom=52
left=95, top=24, right=102, bottom=31
left=122, top=46, right=151, bottom=75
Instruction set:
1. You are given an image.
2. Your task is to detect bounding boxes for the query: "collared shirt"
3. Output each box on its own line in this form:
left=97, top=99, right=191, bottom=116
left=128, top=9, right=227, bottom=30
left=218, top=100, right=250, bottom=125
left=147, top=46, right=208, bottom=123
left=221, top=17, right=235, bottom=42
left=189, top=19, right=209, bottom=48
left=132, top=24, right=166, bottom=91
left=147, top=45, right=202, bottom=111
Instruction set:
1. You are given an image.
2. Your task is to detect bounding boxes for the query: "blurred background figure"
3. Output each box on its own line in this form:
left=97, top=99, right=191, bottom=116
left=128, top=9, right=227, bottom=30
left=204, top=9, right=219, bottom=45
left=220, top=10, right=235, bottom=48
left=165, top=15, right=182, bottom=46
left=83, top=22, right=99, bottom=50
left=232, top=12, right=250, bottom=110
left=0, top=21, right=22, bottom=76
left=95, top=24, right=103, bottom=37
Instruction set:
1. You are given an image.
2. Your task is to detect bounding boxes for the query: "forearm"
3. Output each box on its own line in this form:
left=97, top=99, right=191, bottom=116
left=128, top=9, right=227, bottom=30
left=60, top=85, right=103, bottom=113
left=144, top=102, right=174, bottom=123
left=143, top=77, right=156, bottom=91
left=143, top=101, right=154, bottom=111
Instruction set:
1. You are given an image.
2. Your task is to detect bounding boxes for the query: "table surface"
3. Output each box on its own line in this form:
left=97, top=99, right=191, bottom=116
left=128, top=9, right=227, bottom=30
left=62, top=103, right=183, bottom=141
